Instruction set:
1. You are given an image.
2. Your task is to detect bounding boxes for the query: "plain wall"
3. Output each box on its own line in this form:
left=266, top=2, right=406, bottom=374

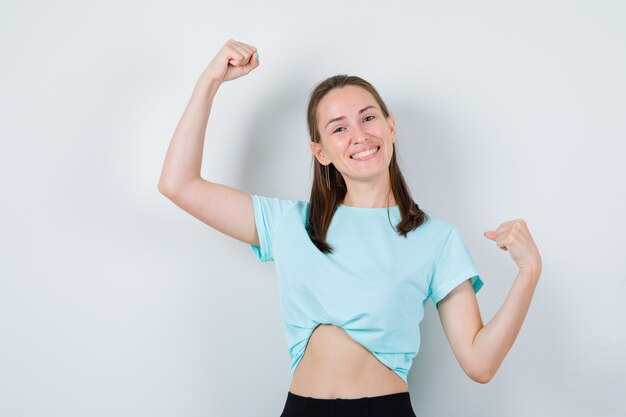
left=1, top=0, right=625, bottom=416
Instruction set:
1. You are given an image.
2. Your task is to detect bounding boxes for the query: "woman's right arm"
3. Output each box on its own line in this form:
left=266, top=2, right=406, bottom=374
left=158, top=39, right=261, bottom=247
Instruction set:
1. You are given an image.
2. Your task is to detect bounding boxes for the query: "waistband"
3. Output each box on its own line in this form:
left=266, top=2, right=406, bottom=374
left=282, top=390, right=416, bottom=417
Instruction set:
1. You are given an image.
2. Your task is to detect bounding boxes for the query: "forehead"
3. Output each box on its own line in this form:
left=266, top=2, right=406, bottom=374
left=317, top=85, right=378, bottom=120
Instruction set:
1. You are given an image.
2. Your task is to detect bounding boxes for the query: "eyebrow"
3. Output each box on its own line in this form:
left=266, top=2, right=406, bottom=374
left=324, top=105, right=377, bottom=130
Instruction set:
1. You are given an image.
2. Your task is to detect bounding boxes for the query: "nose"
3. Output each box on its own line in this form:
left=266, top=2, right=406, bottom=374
left=350, top=122, right=369, bottom=143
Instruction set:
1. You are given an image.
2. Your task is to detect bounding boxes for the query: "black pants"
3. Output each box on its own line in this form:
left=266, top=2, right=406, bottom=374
left=279, top=390, right=418, bottom=417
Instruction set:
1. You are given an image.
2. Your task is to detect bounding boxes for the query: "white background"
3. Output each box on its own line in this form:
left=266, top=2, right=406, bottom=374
left=1, top=0, right=625, bottom=416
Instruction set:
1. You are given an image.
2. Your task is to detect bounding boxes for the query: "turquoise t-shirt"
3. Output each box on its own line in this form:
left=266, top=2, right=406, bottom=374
left=249, top=194, right=483, bottom=385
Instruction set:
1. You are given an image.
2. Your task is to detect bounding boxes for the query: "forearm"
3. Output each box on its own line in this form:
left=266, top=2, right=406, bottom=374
left=158, top=74, right=222, bottom=193
left=472, top=267, right=541, bottom=381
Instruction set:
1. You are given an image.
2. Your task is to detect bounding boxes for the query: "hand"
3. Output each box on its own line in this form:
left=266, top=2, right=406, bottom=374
left=200, top=39, right=260, bottom=84
left=484, top=219, right=542, bottom=274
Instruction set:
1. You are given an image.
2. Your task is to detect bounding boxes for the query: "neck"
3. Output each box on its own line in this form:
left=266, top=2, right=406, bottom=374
left=341, top=172, right=396, bottom=208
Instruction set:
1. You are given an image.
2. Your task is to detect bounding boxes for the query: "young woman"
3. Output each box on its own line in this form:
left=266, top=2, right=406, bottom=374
left=158, top=39, right=543, bottom=417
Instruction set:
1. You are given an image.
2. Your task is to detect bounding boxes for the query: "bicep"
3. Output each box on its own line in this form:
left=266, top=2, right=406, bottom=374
left=437, top=279, right=484, bottom=378
left=161, top=178, right=259, bottom=246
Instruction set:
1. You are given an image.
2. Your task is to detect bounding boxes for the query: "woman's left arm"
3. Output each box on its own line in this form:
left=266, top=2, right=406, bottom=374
left=437, top=219, right=543, bottom=384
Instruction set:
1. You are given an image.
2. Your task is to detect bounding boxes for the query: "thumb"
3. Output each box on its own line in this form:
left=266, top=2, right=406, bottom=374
left=243, top=51, right=260, bottom=73
left=484, top=231, right=497, bottom=240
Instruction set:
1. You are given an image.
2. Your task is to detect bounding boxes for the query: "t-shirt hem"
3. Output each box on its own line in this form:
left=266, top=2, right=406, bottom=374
left=431, top=271, right=483, bottom=307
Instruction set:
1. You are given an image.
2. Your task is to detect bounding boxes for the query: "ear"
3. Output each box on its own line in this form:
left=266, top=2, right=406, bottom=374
left=387, top=113, right=396, bottom=143
left=310, top=141, right=330, bottom=165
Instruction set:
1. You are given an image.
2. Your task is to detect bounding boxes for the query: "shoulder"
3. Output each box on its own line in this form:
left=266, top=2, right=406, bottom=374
left=248, top=195, right=309, bottom=228
left=419, top=213, right=454, bottom=236
left=250, top=194, right=307, bottom=211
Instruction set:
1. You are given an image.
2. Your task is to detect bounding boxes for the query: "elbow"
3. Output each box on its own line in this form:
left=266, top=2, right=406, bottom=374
left=158, top=177, right=201, bottom=197
left=467, top=364, right=496, bottom=384
left=158, top=180, right=173, bottom=196
left=471, top=369, right=494, bottom=384
left=158, top=178, right=183, bottom=197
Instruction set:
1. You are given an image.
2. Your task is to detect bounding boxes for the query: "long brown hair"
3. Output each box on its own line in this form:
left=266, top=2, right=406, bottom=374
left=306, top=74, right=429, bottom=254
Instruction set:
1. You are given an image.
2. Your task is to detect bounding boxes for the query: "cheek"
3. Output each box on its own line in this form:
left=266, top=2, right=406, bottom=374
left=319, top=142, right=339, bottom=159
left=329, top=136, right=350, bottom=150
left=370, top=122, right=389, bottom=134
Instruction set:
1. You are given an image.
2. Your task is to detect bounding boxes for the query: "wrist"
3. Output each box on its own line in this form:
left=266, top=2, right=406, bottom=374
left=196, top=73, right=222, bottom=93
left=519, top=264, right=541, bottom=281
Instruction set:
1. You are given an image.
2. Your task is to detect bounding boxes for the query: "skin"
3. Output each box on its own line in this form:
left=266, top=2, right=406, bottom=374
left=159, top=39, right=543, bottom=400
left=310, top=85, right=398, bottom=209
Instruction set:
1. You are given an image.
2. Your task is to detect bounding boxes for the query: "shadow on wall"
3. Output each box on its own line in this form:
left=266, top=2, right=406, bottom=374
left=388, top=96, right=467, bottom=219
left=238, top=75, right=314, bottom=201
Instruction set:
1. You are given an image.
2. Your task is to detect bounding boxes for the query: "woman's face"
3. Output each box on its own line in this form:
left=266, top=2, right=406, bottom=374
left=311, top=85, right=396, bottom=185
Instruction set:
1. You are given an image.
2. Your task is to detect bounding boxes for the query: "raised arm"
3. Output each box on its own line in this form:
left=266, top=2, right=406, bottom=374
left=437, top=219, right=543, bottom=383
left=158, top=39, right=261, bottom=246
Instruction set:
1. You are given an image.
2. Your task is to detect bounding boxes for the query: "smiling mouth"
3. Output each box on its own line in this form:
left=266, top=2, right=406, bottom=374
left=350, top=146, right=380, bottom=160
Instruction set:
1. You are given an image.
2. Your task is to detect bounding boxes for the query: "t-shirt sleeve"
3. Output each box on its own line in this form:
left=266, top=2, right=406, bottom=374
left=429, top=224, right=484, bottom=309
left=249, top=194, right=296, bottom=263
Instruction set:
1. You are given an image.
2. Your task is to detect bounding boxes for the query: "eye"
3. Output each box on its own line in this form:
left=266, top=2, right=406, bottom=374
left=333, top=126, right=345, bottom=133
left=364, top=115, right=375, bottom=122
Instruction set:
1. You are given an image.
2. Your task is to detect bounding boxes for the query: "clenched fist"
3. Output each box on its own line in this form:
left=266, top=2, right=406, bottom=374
left=484, top=220, right=542, bottom=274
left=201, top=38, right=260, bottom=84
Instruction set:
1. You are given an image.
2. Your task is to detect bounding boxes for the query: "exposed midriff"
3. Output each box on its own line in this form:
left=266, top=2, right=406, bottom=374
left=288, top=324, right=409, bottom=399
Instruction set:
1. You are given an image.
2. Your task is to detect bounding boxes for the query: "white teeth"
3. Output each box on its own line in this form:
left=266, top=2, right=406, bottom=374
left=351, top=146, right=379, bottom=160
